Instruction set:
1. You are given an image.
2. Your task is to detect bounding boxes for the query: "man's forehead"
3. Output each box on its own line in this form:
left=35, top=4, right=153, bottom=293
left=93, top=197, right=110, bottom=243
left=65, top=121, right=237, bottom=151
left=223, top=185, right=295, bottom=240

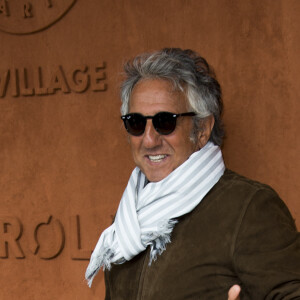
left=129, top=79, right=188, bottom=113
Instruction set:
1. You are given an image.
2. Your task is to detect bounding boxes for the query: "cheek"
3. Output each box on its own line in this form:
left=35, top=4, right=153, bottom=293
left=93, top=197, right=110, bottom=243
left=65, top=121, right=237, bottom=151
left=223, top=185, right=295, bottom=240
left=167, top=136, right=196, bottom=160
left=177, top=145, right=195, bottom=161
left=129, top=137, right=142, bottom=157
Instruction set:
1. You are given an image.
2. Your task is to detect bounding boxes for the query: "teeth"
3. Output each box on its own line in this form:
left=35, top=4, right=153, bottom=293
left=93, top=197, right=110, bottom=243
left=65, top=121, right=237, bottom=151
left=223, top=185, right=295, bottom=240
left=148, top=155, right=166, bottom=162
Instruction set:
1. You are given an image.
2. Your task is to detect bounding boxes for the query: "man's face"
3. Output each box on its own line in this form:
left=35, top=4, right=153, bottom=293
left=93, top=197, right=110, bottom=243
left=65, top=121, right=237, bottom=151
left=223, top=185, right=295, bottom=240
left=128, top=79, right=199, bottom=182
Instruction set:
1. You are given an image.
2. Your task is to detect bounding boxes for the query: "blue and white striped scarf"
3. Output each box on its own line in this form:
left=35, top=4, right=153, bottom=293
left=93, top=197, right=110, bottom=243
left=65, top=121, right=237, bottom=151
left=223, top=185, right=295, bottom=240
left=85, top=142, right=225, bottom=287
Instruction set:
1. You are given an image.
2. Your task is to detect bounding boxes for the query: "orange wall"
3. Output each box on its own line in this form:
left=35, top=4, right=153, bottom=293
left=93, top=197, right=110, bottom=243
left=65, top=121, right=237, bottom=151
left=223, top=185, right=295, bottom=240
left=0, top=1, right=299, bottom=299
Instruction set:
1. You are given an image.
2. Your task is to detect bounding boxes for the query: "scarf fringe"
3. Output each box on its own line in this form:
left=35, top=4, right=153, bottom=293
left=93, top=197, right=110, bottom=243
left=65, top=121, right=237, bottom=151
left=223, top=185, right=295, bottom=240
left=147, top=219, right=178, bottom=265
left=85, top=246, right=115, bottom=287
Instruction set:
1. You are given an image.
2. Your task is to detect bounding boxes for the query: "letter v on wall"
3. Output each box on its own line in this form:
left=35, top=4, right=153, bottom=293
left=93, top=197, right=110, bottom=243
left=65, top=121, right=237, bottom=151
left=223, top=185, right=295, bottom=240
left=0, top=70, right=9, bottom=98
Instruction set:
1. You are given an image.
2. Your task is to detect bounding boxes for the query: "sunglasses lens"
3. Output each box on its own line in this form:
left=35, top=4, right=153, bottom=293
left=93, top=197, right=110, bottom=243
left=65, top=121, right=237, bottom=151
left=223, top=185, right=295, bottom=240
left=153, top=112, right=176, bottom=135
left=125, top=114, right=146, bottom=136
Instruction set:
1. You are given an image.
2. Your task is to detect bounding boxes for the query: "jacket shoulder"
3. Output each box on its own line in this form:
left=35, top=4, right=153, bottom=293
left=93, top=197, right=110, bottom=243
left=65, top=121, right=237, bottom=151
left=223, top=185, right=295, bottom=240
left=219, top=169, right=277, bottom=195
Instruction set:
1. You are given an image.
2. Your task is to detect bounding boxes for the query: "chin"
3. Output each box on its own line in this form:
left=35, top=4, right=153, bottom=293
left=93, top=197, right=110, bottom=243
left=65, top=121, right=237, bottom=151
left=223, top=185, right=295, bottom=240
left=145, top=171, right=171, bottom=182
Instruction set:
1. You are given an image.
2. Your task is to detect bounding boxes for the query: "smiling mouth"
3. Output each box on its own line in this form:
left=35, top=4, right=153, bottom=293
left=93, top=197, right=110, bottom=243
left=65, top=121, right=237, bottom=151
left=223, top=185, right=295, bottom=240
left=148, top=155, right=167, bottom=162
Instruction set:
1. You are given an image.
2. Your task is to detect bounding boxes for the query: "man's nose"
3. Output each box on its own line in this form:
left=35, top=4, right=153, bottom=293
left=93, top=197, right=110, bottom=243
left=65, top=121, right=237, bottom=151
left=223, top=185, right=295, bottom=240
left=142, top=120, right=162, bottom=148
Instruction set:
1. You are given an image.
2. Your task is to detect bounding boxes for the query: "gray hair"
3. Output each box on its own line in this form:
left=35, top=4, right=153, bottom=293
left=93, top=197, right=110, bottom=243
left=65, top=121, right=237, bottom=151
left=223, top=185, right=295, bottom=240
left=120, top=48, right=224, bottom=146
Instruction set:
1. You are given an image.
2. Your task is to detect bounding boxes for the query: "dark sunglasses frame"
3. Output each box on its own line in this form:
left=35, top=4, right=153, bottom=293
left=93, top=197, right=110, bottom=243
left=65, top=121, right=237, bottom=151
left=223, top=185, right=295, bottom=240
left=121, top=111, right=196, bottom=136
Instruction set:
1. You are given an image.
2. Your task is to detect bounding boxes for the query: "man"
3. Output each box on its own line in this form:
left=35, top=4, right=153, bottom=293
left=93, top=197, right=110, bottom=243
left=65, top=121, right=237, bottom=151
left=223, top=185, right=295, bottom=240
left=86, top=48, right=300, bottom=299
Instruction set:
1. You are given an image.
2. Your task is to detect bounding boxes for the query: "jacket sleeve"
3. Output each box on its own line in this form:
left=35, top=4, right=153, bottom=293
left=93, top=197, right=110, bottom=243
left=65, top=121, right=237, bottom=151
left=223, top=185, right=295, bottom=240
left=232, top=188, right=300, bottom=299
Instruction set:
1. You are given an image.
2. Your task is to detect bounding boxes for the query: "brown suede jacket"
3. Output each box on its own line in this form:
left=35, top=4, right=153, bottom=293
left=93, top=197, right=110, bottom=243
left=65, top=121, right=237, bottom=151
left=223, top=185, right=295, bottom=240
left=104, top=170, right=300, bottom=299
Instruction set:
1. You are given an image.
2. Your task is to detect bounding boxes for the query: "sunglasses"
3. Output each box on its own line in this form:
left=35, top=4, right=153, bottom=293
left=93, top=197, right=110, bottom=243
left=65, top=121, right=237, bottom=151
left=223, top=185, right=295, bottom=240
left=121, top=111, right=196, bottom=136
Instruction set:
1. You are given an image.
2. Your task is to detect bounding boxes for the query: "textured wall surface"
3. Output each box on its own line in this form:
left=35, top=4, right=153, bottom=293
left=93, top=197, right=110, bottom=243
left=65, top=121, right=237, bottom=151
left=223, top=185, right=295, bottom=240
left=0, top=0, right=299, bottom=299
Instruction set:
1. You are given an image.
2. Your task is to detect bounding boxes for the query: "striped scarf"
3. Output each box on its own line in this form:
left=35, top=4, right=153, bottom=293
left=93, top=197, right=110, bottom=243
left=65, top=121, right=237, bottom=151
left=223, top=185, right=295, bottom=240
left=85, top=142, right=225, bottom=287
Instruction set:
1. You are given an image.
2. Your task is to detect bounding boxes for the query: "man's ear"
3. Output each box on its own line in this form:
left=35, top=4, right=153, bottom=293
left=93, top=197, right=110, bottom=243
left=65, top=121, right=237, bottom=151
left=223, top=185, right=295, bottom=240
left=196, top=115, right=215, bottom=149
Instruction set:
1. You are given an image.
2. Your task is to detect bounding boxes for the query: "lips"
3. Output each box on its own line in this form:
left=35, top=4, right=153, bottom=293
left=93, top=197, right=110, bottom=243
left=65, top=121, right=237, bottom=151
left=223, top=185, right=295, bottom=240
left=147, top=154, right=167, bottom=162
